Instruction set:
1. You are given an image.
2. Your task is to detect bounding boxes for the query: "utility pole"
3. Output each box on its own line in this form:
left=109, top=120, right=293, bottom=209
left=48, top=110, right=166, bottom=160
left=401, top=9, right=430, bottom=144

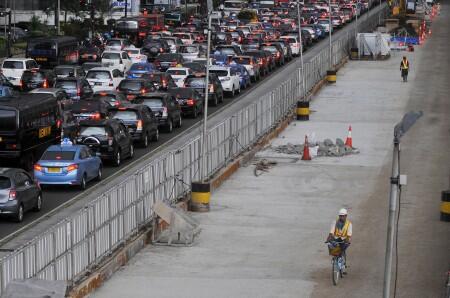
left=55, top=0, right=60, bottom=35
left=328, top=0, right=332, bottom=68
left=125, top=0, right=128, bottom=17
left=0, top=8, right=12, bottom=57
left=296, top=0, right=305, bottom=99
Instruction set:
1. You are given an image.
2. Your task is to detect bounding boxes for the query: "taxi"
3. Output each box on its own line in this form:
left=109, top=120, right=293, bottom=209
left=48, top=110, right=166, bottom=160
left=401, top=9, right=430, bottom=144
left=34, top=139, right=102, bottom=190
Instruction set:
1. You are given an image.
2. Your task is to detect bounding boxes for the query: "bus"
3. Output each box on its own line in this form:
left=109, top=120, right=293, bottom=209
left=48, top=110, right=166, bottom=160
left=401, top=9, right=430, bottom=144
left=0, top=94, right=62, bottom=169
left=223, top=0, right=248, bottom=15
left=26, top=36, right=79, bottom=68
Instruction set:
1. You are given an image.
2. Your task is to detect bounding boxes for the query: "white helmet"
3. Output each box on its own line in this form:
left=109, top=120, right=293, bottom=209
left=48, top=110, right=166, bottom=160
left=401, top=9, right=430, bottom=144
left=338, top=208, right=348, bottom=216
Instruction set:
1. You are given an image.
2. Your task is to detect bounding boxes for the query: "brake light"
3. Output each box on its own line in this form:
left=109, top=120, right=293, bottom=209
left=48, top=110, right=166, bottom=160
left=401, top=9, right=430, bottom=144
left=162, top=79, right=167, bottom=87
left=160, top=48, right=164, bottom=53
left=186, top=99, right=194, bottom=106
left=19, top=80, right=23, bottom=88
left=250, top=60, right=254, bottom=65
left=276, top=52, right=280, bottom=58
left=67, top=164, right=78, bottom=172
left=43, top=79, right=48, bottom=88
left=209, top=84, right=214, bottom=93
left=141, top=88, right=146, bottom=94
left=91, top=113, right=101, bottom=120
left=56, top=119, right=62, bottom=128
left=8, top=189, right=16, bottom=200
left=34, top=164, right=42, bottom=172
left=136, top=120, right=143, bottom=130
left=77, top=87, right=81, bottom=96
left=162, top=107, right=168, bottom=117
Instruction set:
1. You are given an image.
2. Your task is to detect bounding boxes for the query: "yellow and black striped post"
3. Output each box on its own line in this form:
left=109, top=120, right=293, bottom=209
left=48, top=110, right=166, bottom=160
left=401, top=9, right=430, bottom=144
left=351, top=48, right=359, bottom=60
left=327, top=70, right=337, bottom=83
left=191, top=182, right=211, bottom=212
left=296, top=101, right=309, bottom=121
left=440, top=190, right=450, bottom=222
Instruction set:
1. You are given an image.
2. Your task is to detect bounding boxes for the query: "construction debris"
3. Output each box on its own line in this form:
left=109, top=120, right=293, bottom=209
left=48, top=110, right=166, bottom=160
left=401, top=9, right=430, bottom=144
left=253, top=159, right=277, bottom=176
left=272, top=138, right=360, bottom=158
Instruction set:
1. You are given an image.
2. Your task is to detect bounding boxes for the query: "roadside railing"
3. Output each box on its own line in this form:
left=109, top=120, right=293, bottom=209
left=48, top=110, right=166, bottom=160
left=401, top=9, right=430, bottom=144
left=0, top=5, right=387, bottom=294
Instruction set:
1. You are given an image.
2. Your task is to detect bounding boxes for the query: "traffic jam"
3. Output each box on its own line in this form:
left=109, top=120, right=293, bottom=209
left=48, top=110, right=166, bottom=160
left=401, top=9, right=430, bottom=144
left=0, top=0, right=375, bottom=222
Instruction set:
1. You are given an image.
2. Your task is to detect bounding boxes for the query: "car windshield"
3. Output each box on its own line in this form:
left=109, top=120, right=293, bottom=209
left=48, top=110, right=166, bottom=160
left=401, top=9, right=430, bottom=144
left=167, top=69, right=186, bottom=75
left=102, top=53, right=121, bottom=60
left=169, top=88, right=193, bottom=98
left=0, top=176, right=11, bottom=189
left=233, top=57, right=251, bottom=64
left=111, top=110, right=138, bottom=120
left=185, top=77, right=205, bottom=87
left=41, top=151, right=75, bottom=161
left=261, top=46, right=277, bottom=52
left=86, top=71, right=111, bottom=80
left=119, top=80, right=142, bottom=90
left=180, top=46, right=198, bottom=53
left=54, top=68, right=73, bottom=76
left=80, top=126, right=106, bottom=136
left=0, top=109, right=17, bottom=130
left=22, top=71, right=45, bottom=81
left=127, top=50, right=139, bottom=55
left=216, top=48, right=235, bottom=55
left=55, top=80, right=77, bottom=89
left=141, top=98, right=164, bottom=107
left=107, top=40, right=122, bottom=46
left=82, top=63, right=102, bottom=71
left=130, top=64, right=152, bottom=71
left=2, top=61, right=23, bottom=69
left=158, top=54, right=178, bottom=61
left=210, top=70, right=228, bottom=77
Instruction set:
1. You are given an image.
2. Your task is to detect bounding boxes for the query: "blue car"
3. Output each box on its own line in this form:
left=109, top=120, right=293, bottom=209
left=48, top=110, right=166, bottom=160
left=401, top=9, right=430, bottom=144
left=230, top=64, right=251, bottom=89
left=0, top=86, right=14, bottom=97
left=126, top=63, right=156, bottom=79
left=34, top=141, right=102, bottom=190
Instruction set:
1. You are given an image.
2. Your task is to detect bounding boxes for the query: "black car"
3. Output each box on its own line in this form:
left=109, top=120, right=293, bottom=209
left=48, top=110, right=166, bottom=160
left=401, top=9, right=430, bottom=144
left=29, top=87, right=72, bottom=110
left=168, top=87, right=204, bottom=118
left=184, top=74, right=224, bottom=106
left=0, top=168, right=42, bottom=222
left=78, top=46, right=102, bottom=63
left=54, top=65, right=86, bottom=78
left=71, top=98, right=111, bottom=122
left=260, top=43, right=285, bottom=66
left=0, top=73, right=14, bottom=88
left=182, top=62, right=206, bottom=75
left=61, top=110, right=79, bottom=141
left=272, top=40, right=293, bottom=62
left=212, top=32, right=233, bottom=45
left=142, top=40, right=171, bottom=61
left=134, top=92, right=182, bottom=133
left=243, top=50, right=271, bottom=75
left=54, top=77, right=93, bottom=101
left=154, top=53, right=185, bottom=72
left=93, top=90, right=127, bottom=108
left=142, top=72, right=177, bottom=91
left=76, top=119, right=134, bottom=166
left=20, top=69, right=56, bottom=91
left=116, top=79, right=156, bottom=101
left=109, top=104, right=159, bottom=147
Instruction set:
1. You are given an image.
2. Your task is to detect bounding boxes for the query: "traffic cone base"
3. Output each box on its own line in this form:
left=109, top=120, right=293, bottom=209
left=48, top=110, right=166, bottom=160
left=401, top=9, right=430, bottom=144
left=302, top=135, right=311, bottom=161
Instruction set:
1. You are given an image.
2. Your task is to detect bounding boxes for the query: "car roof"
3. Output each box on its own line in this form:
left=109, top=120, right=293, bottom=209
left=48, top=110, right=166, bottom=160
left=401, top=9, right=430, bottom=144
left=0, top=167, right=22, bottom=176
left=88, top=67, right=114, bottom=72
left=137, top=92, right=170, bottom=98
left=102, top=50, right=123, bottom=54
left=29, top=88, right=64, bottom=95
left=3, top=58, right=34, bottom=62
left=47, top=144, right=82, bottom=152
left=209, top=65, right=230, bottom=70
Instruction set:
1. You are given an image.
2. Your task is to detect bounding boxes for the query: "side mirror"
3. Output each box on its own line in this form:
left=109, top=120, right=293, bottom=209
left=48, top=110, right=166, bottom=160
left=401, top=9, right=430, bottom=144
left=119, top=59, right=123, bottom=64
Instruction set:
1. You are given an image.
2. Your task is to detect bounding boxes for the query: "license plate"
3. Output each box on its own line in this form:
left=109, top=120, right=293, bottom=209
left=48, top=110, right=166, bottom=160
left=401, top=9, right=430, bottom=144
left=133, top=74, right=142, bottom=78
left=95, top=82, right=102, bottom=86
left=35, top=57, right=48, bottom=62
left=47, top=167, right=61, bottom=173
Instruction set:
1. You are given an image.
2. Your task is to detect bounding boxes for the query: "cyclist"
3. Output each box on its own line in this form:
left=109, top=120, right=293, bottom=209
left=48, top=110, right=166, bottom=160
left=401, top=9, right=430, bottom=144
left=327, top=208, right=352, bottom=271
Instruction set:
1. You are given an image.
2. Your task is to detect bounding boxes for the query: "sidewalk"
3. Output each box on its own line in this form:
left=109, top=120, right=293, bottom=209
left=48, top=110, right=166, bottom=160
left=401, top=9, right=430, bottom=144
left=91, top=12, right=450, bottom=298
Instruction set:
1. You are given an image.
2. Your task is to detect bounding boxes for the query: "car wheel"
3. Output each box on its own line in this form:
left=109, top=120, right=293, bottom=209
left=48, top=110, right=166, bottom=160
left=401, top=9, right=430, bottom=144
left=176, top=116, right=182, bottom=128
left=129, top=144, right=134, bottom=159
left=231, top=87, right=235, bottom=97
left=237, top=85, right=241, bottom=94
left=192, top=107, right=198, bottom=118
left=33, top=194, right=42, bottom=212
left=212, top=95, right=218, bottom=106
left=152, top=129, right=159, bottom=141
left=14, top=204, right=24, bottom=222
left=166, top=119, right=173, bottom=133
left=114, top=150, right=121, bottom=167
left=141, top=133, right=149, bottom=148
left=96, top=166, right=102, bottom=181
left=80, top=174, right=87, bottom=190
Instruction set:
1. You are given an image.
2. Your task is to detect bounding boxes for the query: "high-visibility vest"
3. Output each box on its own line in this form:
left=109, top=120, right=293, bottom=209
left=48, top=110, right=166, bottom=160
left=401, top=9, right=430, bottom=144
left=333, top=219, right=351, bottom=239
left=401, top=60, right=409, bottom=70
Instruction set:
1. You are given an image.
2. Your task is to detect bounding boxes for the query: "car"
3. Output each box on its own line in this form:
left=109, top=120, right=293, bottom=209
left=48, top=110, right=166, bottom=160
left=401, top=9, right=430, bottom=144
left=71, top=97, right=111, bottom=121
left=214, top=44, right=243, bottom=56
left=54, top=77, right=93, bottom=101
left=134, top=92, right=182, bottom=133
left=81, top=62, right=103, bottom=73
left=231, top=55, right=261, bottom=82
left=168, top=87, right=204, bottom=118
left=116, top=78, right=157, bottom=101
left=54, top=65, right=86, bottom=78
left=166, top=67, right=193, bottom=87
left=184, top=74, right=224, bottom=106
left=260, top=43, right=285, bottom=66
left=243, top=50, right=270, bottom=75
left=0, top=85, right=16, bottom=97
left=124, top=47, right=148, bottom=64
left=0, top=73, right=15, bottom=88
left=209, top=65, right=241, bottom=97
left=78, top=46, right=102, bottom=64
left=142, top=40, right=171, bottom=61
left=105, top=38, right=132, bottom=51
left=161, top=36, right=184, bottom=53
left=280, top=36, right=301, bottom=56
left=142, top=72, right=177, bottom=91
left=0, top=168, right=42, bottom=222
left=172, top=32, right=195, bottom=45
left=34, top=142, right=102, bottom=190
left=178, top=45, right=202, bottom=62
left=101, top=51, right=133, bottom=73
left=93, top=90, right=127, bottom=108
left=86, top=67, right=124, bottom=92
left=29, top=88, right=72, bottom=110
left=1, top=58, right=39, bottom=87
left=212, top=32, right=233, bottom=45
left=230, top=63, right=252, bottom=89
left=76, top=119, right=134, bottom=167
left=182, top=62, right=206, bottom=75
left=154, top=53, right=185, bottom=72
left=126, top=63, right=156, bottom=79
left=109, top=104, right=159, bottom=147
left=272, top=40, right=293, bottom=61
left=19, top=69, right=56, bottom=91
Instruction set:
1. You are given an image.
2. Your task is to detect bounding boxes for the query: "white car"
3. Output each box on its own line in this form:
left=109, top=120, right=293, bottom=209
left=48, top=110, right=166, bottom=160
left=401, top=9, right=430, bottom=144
left=166, top=67, right=192, bottom=88
left=105, top=38, right=132, bottom=51
left=86, top=67, right=124, bottom=92
left=178, top=45, right=201, bottom=62
left=172, top=32, right=195, bottom=45
left=231, top=55, right=260, bottom=81
left=124, top=47, right=148, bottom=64
left=209, top=65, right=240, bottom=96
left=280, top=36, right=301, bottom=56
left=1, top=58, right=39, bottom=86
left=101, top=50, right=133, bottom=73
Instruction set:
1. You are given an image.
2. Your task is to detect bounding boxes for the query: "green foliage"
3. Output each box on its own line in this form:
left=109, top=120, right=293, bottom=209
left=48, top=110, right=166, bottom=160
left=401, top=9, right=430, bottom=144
left=237, top=9, right=257, bottom=21
left=30, top=15, right=44, bottom=32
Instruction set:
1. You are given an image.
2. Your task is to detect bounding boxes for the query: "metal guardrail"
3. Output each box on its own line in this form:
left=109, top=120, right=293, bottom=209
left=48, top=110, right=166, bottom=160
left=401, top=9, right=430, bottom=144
left=0, top=6, right=386, bottom=294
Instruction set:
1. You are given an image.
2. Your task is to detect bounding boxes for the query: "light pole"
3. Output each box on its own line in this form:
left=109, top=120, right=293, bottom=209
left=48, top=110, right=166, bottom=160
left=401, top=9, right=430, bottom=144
left=328, top=0, right=332, bottom=68
left=378, top=0, right=382, bottom=25
left=383, top=111, right=422, bottom=298
left=296, top=0, right=305, bottom=99
left=57, top=0, right=60, bottom=35
left=355, top=1, right=358, bottom=41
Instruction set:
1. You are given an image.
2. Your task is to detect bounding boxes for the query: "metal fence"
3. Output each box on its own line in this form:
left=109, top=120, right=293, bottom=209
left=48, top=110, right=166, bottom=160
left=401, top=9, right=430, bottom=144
left=0, top=6, right=387, bottom=294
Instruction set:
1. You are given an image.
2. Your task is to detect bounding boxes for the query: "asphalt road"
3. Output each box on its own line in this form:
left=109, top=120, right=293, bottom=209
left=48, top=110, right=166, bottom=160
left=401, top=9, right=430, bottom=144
left=0, top=5, right=385, bottom=243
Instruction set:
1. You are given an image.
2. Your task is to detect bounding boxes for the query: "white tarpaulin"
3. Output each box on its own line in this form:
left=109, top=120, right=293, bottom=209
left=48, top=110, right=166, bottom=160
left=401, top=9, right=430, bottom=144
left=357, top=33, right=391, bottom=57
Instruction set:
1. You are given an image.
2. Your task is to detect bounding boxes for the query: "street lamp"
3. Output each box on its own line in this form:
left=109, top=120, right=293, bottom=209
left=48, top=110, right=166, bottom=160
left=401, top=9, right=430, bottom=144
left=383, top=111, right=423, bottom=298
left=328, top=0, right=332, bottom=69
left=296, top=0, right=305, bottom=99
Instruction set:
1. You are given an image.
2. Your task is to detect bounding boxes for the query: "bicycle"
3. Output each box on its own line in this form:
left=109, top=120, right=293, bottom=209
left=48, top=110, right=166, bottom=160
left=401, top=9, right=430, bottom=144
left=325, top=239, right=349, bottom=285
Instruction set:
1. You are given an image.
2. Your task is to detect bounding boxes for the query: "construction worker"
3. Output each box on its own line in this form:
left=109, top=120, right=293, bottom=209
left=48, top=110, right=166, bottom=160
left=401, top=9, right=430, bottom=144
left=327, top=208, right=352, bottom=258
left=400, top=56, right=410, bottom=82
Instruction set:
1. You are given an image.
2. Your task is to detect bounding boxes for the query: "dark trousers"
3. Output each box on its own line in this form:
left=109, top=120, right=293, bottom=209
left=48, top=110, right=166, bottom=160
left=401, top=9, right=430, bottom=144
left=401, top=69, right=409, bottom=81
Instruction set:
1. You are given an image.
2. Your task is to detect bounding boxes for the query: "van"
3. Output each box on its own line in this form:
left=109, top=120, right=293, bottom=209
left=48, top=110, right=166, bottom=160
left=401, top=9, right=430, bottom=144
left=1, top=58, right=39, bottom=87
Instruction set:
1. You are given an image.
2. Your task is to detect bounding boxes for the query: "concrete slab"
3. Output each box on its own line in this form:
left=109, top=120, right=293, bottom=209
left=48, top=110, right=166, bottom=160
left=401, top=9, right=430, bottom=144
left=91, top=5, right=450, bottom=298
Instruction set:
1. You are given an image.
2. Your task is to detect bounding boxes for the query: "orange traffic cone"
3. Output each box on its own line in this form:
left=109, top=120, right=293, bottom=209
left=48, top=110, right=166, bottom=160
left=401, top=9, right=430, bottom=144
left=302, top=135, right=311, bottom=161
left=345, top=125, right=353, bottom=148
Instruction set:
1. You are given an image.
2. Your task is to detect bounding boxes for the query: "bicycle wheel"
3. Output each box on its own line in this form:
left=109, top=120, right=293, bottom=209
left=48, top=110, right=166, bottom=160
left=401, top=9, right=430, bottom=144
left=332, top=257, right=340, bottom=285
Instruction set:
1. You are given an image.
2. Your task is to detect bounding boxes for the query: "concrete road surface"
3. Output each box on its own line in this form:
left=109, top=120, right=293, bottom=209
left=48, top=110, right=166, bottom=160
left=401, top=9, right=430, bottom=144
left=91, top=5, right=450, bottom=298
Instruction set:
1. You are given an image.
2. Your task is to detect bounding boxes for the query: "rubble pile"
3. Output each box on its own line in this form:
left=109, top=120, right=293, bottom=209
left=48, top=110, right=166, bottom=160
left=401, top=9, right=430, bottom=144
left=272, top=138, right=360, bottom=158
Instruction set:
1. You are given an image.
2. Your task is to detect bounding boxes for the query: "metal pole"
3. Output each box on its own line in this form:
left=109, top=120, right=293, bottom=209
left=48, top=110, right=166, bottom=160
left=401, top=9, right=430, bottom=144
left=200, top=12, right=212, bottom=182
left=6, top=9, right=10, bottom=57
left=328, top=0, right=332, bottom=69
left=125, top=0, right=128, bottom=18
left=57, top=0, right=61, bottom=35
left=355, top=2, right=358, bottom=41
left=383, top=139, right=399, bottom=298
left=296, top=0, right=305, bottom=99
left=378, top=0, right=382, bottom=25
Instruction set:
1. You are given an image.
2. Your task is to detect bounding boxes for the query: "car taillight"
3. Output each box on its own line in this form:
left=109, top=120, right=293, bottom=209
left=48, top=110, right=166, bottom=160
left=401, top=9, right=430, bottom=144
left=108, top=136, right=113, bottom=146
left=160, top=48, right=164, bottom=53
left=259, top=59, right=264, bottom=65
left=91, top=113, right=101, bottom=120
left=171, top=61, right=177, bottom=66
left=43, top=79, right=48, bottom=88
left=276, top=52, right=280, bottom=58
left=67, top=164, right=78, bottom=172
left=162, top=79, right=167, bottom=87
left=34, top=164, right=43, bottom=172
left=209, top=84, right=214, bottom=93
left=77, top=87, right=81, bottom=96
left=8, top=189, right=16, bottom=200
left=19, top=80, right=23, bottom=88
left=186, top=99, right=194, bottom=106
left=136, top=120, right=143, bottom=130
left=109, top=80, right=114, bottom=87
left=56, top=119, right=62, bottom=128
left=162, top=107, right=168, bottom=117
left=140, top=88, right=146, bottom=94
